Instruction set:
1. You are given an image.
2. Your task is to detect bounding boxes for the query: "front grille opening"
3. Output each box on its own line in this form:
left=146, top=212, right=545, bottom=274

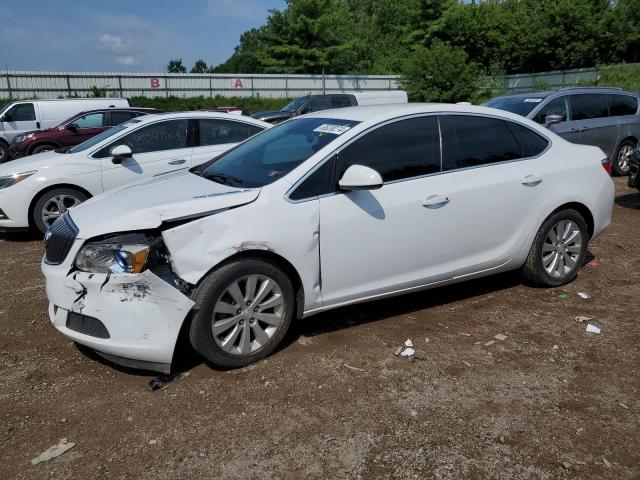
left=45, top=214, right=78, bottom=265
left=66, top=312, right=110, bottom=339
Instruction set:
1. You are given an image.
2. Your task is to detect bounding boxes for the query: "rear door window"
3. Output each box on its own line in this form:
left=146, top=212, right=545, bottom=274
left=6, top=103, right=36, bottom=121
left=330, top=95, right=353, bottom=108
left=337, top=115, right=441, bottom=182
left=95, top=119, right=189, bottom=157
left=442, top=115, right=522, bottom=170
left=533, top=96, right=571, bottom=124
left=570, top=94, right=609, bottom=120
left=507, top=123, right=549, bottom=157
left=608, top=94, right=638, bottom=116
left=109, top=111, right=140, bottom=126
left=198, top=119, right=263, bottom=146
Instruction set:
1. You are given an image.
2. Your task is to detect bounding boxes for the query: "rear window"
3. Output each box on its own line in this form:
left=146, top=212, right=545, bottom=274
left=608, top=94, right=638, bottom=116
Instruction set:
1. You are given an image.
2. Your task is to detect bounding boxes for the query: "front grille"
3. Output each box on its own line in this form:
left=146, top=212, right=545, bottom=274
left=66, top=311, right=110, bottom=339
left=44, top=214, right=78, bottom=265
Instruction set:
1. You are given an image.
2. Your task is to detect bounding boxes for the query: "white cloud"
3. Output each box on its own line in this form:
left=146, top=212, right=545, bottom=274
left=99, top=34, right=126, bottom=52
left=116, top=56, right=136, bottom=66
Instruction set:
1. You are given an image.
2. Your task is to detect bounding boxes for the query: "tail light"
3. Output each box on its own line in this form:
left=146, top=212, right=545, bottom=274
left=601, top=159, right=612, bottom=176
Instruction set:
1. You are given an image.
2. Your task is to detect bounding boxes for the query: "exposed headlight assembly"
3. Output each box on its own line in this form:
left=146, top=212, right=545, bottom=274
left=0, top=171, right=36, bottom=189
left=74, top=234, right=160, bottom=274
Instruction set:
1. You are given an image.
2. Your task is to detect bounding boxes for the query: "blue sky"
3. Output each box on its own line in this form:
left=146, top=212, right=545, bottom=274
left=0, top=0, right=286, bottom=72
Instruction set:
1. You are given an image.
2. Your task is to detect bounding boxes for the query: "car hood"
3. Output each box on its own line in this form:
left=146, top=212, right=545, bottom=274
left=0, top=149, right=65, bottom=174
left=252, top=111, right=291, bottom=121
left=68, top=169, right=261, bottom=239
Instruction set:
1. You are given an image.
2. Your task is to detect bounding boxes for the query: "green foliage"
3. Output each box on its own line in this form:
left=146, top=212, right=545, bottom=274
left=89, top=85, right=107, bottom=98
left=598, top=63, right=640, bottom=92
left=127, top=96, right=290, bottom=115
left=166, top=58, right=187, bottom=73
left=401, top=42, right=480, bottom=102
left=190, top=60, right=209, bottom=74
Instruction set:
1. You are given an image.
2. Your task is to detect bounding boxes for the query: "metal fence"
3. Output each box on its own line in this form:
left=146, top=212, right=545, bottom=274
left=0, top=67, right=601, bottom=100
left=0, top=71, right=401, bottom=100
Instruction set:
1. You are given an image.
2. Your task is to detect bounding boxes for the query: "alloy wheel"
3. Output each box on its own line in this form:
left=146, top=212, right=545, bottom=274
left=40, top=194, right=81, bottom=228
left=211, top=274, right=285, bottom=356
left=618, top=144, right=634, bottom=173
left=542, top=220, right=582, bottom=278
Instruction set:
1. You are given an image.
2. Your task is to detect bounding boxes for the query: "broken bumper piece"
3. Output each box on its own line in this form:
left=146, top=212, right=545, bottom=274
left=43, top=266, right=195, bottom=373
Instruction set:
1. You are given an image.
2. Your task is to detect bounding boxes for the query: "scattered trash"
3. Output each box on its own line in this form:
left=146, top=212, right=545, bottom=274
left=462, top=361, right=473, bottom=368
left=149, top=371, right=190, bottom=392
left=575, top=315, right=591, bottom=323
left=149, top=439, right=157, bottom=445
left=457, top=332, right=472, bottom=337
left=344, top=364, right=366, bottom=372
left=400, top=347, right=416, bottom=357
left=394, top=346, right=403, bottom=356
left=425, top=337, right=430, bottom=343
left=31, top=438, right=76, bottom=465
left=586, top=259, right=599, bottom=267
left=562, top=461, right=572, bottom=469
left=603, top=457, right=612, bottom=468
left=484, top=340, right=495, bottom=347
left=586, top=324, right=601, bottom=334
left=619, top=402, right=628, bottom=409
left=404, top=339, right=413, bottom=347
left=558, top=293, right=569, bottom=299
left=552, top=344, right=559, bottom=350
left=473, top=341, right=482, bottom=345
left=577, top=292, right=591, bottom=300
left=494, top=333, right=508, bottom=341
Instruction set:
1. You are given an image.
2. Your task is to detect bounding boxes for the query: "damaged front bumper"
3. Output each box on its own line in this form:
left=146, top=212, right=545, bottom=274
left=42, top=245, right=195, bottom=373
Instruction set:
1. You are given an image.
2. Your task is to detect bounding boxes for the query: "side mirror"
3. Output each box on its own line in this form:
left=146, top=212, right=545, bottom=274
left=66, top=123, right=79, bottom=131
left=110, top=144, right=133, bottom=164
left=338, top=164, right=383, bottom=191
left=544, top=114, right=564, bottom=128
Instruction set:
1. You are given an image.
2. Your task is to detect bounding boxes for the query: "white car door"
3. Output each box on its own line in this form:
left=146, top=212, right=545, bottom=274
left=1, top=102, right=39, bottom=141
left=317, top=115, right=457, bottom=307
left=191, top=118, right=265, bottom=167
left=439, top=114, right=550, bottom=277
left=98, top=119, right=193, bottom=192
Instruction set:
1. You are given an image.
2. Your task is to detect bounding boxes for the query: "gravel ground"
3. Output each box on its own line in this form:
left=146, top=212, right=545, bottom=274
left=0, top=177, right=639, bottom=480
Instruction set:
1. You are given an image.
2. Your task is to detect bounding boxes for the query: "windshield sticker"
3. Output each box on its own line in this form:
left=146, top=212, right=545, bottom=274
left=523, top=98, right=543, bottom=103
left=313, top=124, right=352, bottom=135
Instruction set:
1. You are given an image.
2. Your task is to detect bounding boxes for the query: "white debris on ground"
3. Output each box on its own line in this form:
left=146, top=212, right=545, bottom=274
left=30, top=438, right=76, bottom=465
left=586, top=324, right=601, bottom=334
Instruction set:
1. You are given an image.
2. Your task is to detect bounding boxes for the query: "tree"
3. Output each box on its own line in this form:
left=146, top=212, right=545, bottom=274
left=190, top=59, right=208, bottom=73
left=400, top=42, right=479, bottom=102
left=166, top=58, right=187, bottom=73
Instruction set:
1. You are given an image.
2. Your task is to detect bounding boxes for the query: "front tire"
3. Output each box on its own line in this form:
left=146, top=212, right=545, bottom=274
left=189, top=257, right=295, bottom=369
left=612, top=139, right=636, bottom=176
left=0, top=141, right=10, bottom=163
left=32, top=187, right=88, bottom=235
left=31, top=144, right=56, bottom=155
left=521, top=209, right=588, bottom=287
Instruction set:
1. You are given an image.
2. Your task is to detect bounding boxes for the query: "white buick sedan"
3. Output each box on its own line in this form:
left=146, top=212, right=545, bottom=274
left=41, top=104, right=614, bottom=372
left=0, top=112, right=269, bottom=233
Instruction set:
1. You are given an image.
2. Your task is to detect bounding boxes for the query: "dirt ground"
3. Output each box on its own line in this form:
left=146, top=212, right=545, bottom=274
left=0, top=177, right=639, bottom=480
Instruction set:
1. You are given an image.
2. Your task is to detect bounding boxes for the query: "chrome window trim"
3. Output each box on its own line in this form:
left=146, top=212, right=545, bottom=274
left=285, top=111, right=552, bottom=204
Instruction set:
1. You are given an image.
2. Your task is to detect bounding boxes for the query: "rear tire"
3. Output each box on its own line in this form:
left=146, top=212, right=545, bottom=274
left=0, top=141, right=9, bottom=163
left=521, top=209, right=588, bottom=287
left=32, top=187, right=88, bottom=235
left=612, top=139, right=636, bottom=176
left=31, top=144, right=56, bottom=155
left=189, top=257, right=295, bottom=369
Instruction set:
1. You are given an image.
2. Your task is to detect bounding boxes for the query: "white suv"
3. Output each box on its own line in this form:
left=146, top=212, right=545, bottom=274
left=0, top=112, right=270, bottom=233
left=41, top=104, right=614, bottom=373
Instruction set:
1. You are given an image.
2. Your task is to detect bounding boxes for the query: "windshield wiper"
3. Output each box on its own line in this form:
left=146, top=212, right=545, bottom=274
left=201, top=170, right=244, bottom=187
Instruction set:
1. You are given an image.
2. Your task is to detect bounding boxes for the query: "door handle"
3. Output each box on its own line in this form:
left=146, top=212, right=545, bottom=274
left=422, top=195, right=450, bottom=208
left=168, top=159, right=186, bottom=165
left=521, top=174, right=543, bottom=187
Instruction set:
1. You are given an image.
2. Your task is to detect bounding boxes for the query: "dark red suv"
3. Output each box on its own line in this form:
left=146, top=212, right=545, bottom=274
left=8, top=107, right=162, bottom=159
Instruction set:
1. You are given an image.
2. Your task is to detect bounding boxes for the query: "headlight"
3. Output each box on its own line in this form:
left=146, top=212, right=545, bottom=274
left=13, top=133, right=34, bottom=143
left=75, top=242, right=151, bottom=274
left=0, top=171, right=37, bottom=189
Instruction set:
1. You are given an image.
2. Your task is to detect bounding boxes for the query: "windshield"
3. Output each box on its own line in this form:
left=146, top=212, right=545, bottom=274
left=483, top=95, right=548, bottom=117
left=280, top=96, right=309, bottom=113
left=66, top=119, right=141, bottom=154
left=193, top=117, right=360, bottom=188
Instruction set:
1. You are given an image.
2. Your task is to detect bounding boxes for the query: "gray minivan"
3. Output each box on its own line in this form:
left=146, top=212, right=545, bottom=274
left=484, top=87, right=640, bottom=175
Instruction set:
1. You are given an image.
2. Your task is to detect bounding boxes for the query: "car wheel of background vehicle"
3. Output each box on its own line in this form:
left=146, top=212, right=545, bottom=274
left=32, top=187, right=88, bottom=235
left=0, top=141, right=9, bottom=163
left=31, top=144, right=56, bottom=155
left=189, top=257, right=295, bottom=369
left=612, top=139, right=636, bottom=176
left=521, top=209, right=588, bottom=287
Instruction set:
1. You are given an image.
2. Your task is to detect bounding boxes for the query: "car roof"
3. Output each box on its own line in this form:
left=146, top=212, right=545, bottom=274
left=73, top=107, right=162, bottom=115
left=490, top=86, right=637, bottom=102
left=301, top=102, right=539, bottom=124
left=130, top=111, right=271, bottom=127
